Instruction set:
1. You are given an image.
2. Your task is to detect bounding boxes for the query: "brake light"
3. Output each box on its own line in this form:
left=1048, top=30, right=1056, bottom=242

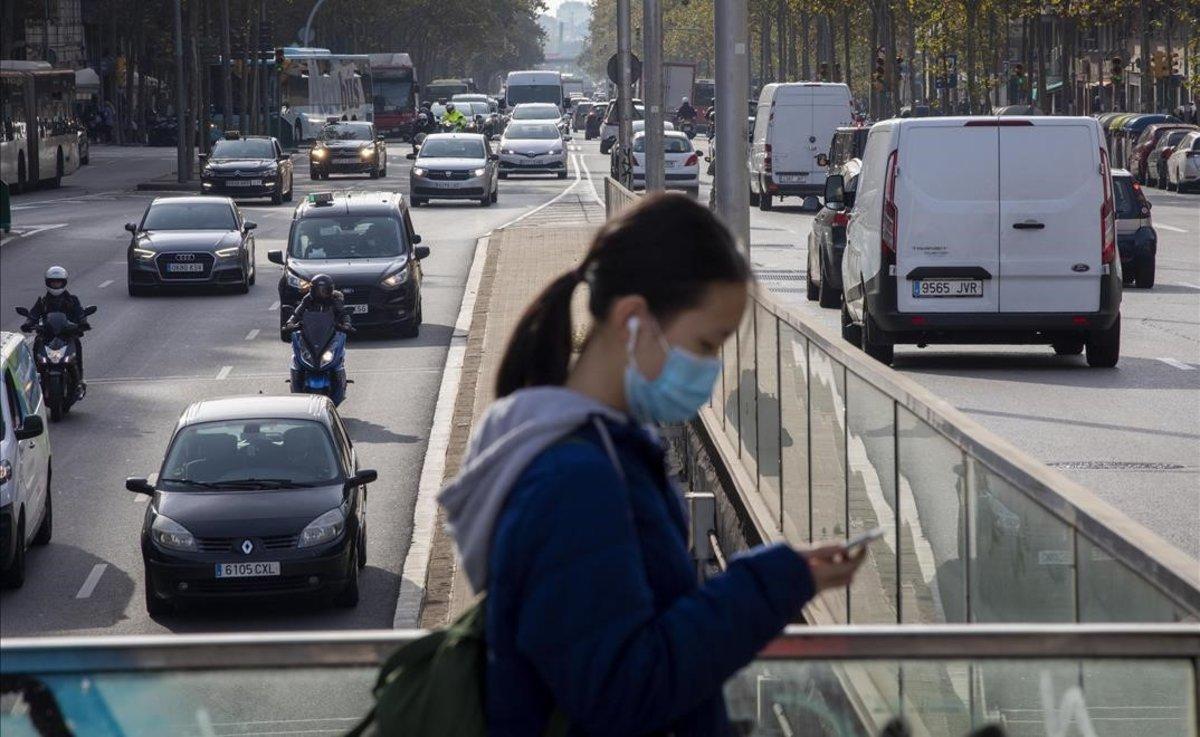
left=1099, top=148, right=1116, bottom=265
left=832, top=212, right=850, bottom=227
left=881, top=150, right=898, bottom=258
left=684, top=153, right=698, bottom=167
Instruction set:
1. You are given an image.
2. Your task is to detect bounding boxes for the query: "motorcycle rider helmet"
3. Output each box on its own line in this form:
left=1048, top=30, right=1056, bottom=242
left=446, top=102, right=456, bottom=113
left=681, top=97, right=689, bottom=104
left=311, top=273, right=335, bottom=301
left=45, top=265, right=69, bottom=296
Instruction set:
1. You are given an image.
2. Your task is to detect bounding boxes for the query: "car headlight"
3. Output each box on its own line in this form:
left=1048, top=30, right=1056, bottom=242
left=215, top=246, right=241, bottom=258
left=311, top=147, right=327, bottom=160
left=298, top=507, right=345, bottom=548
left=412, top=167, right=426, bottom=176
left=133, top=247, right=156, bottom=260
left=380, top=267, right=409, bottom=288
left=548, top=149, right=562, bottom=155
left=360, top=146, right=375, bottom=159
left=151, top=515, right=197, bottom=552
left=286, top=271, right=310, bottom=290
left=472, top=167, right=486, bottom=177
left=45, top=346, right=68, bottom=363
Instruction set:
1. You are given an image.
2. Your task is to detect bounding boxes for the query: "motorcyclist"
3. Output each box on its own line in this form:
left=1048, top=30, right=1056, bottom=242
left=676, top=97, right=697, bottom=123
left=441, top=102, right=468, bottom=131
left=285, top=274, right=354, bottom=335
left=23, top=266, right=90, bottom=397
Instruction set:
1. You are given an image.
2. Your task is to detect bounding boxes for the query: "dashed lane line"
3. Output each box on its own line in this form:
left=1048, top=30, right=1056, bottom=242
left=1156, top=223, right=1189, bottom=234
left=269, top=300, right=280, bottom=311
left=98, top=279, right=113, bottom=289
left=1157, top=357, right=1196, bottom=371
left=245, top=329, right=260, bottom=341
left=75, top=563, right=108, bottom=599
left=215, top=365, right=232, bottom=380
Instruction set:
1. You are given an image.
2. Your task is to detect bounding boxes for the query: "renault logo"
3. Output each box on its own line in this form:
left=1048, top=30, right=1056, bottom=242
left=175, top=253, right=196, bottom=261
left=241, top=539, right=254, bottom=555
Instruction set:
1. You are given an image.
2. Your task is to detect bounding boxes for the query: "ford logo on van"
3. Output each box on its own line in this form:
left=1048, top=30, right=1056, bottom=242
left=1072, top=263, right=1090, bottom=273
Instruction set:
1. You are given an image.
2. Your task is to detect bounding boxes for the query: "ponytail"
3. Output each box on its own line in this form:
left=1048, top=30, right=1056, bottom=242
left=495, top=192, right=748, bottom=398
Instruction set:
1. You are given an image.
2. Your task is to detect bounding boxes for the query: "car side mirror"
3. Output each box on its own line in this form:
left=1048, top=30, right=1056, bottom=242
left=346, top=469, right=378, bottom=489
left=244, top=221, right=258, bottom=231
left=824, top=174, right=846, bottom=210
left=406, top=152, right=417, bottom=160
left=125, top=477, right=155, bottom=495
left=125, top=222, right=138, bottom=233
left=414, top=246, right=430, bottom=260
left=15, top=415, right=44, bottom=441
left=377, top=135, right=386, bottom=142
left=411, top=234, right=422, bottom=244
left=490, top=134, right=501, bottom=141
left=816, top=153, right=830, bottom=167
left=83, top=305, right=98, bottom=317
left=267, top=249, right=284, bottom=265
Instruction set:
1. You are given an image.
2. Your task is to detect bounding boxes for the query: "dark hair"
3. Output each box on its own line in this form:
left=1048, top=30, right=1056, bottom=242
left=495, top=192, right=750, bottom=398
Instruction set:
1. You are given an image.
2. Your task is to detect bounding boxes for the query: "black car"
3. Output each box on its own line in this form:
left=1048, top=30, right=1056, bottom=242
left=125, top=196, right=257, bottom=296
left=309, top=121, right=388, bottom=180
left=200, top=133, right=294, bottom=204
left=807, top=160, right=859, bottom=308
left=270, top=191, right=429, bottom=339
left=819, top=127, right=870, bottom=173
left=130, top=395, right=376, bottom=615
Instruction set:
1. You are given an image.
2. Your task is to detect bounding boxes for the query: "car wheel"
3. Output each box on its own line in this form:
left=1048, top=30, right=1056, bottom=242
left=399, top=314, right=420, bottom=338
left=1085, top=314, right=1121, bottom=368
left=283, top=180, right=294, bottom=202
left=32, top=470, right=52, bottom=546
left=248, top=259, right=257, bottom=286
left=357, top=528, right=367, bottom=569
left=271, top=184, right=283, bottom=205
left=1, top=514, right=26, bottom=589
left=491, top=187, right=498, bottom=204
left=557, top=171, right=567, bottom=179
left=310, top=169, right=320, bottom=181
left=840, top=298, right=862, bottom=345
left=748, top=186, right=760, bottom=206
left=128, top=283, right=148, bottom=297
left=1052, top=340, right=1084, bottom=356
left=369, top=164, right=380, bottom=179
left=861, top=304, right=894, bottom=365
left=235, top=270, right=250, bottom=294
left=480, top=192, right=491, bottom=207
left=335, top=556, right=360, bottom=608
left=818, top=263, right=840, bottom=309
left=759, top=187, right=773, bottom=211
left=380, top=160, right=388, bottom=178
left=806, top=261, right=820, bottom=301
left=144, top=565, right=173, bottom=616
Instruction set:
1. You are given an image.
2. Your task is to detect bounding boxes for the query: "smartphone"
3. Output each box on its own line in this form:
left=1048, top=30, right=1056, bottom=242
left=845, top=526, right=886, bottom=552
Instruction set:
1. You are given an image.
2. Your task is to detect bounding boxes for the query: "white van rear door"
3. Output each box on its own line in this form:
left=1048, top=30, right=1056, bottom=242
left=808, top=88, right=851, bottom=188
left=998, top=119, right=1102, bottom=312
left=896, top=120, right=1000, bottom=313
left=768, top=102, right=810, bottom=178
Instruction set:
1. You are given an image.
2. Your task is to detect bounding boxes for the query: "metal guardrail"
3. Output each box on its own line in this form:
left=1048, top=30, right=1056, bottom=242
left=604, top=176, right=1199, bottom=625
left=604, top=174, right=641, bottom=216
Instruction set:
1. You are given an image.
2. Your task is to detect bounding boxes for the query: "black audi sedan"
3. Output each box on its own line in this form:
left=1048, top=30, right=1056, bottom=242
left=200, top=132, right=295, bottom=204
left=309, top=121, right=388, bottom=180
left=270, top=190, right=429, bottom=339
left=129, top=395, right=376, bottom=615
left=125, top=196, right=257, bottom=296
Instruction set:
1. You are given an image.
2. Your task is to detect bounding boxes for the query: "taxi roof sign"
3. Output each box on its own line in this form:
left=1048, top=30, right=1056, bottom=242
left=307, top=192, right=335, bottom=206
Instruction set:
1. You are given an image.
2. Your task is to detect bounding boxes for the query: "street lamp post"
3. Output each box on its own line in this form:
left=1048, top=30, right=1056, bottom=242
left=302, top=0, right=328, bottom=46
left=174, top=0, right=189, bottom=183
left=715, top=0, right=750, bottom=253
left=617, top=0, right=633, bottom=187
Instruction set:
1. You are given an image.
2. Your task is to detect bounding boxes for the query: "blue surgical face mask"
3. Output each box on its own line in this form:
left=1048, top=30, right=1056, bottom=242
left=624, top=316, right=722, bottom=423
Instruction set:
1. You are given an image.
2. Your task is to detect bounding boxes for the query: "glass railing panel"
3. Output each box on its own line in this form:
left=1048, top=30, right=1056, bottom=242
left=1077, top=534, right=1196, bottom=623
left=737, top=307, right=758, bottom=482
left=755, top=304, right=781, bottom=526
left=721, top=331, right=739, bottom=446
left=810, top=346, right=848, bottom=622
left=779, top=326, right=810, bottom=544
left=968, top=458, right=1075, bottom=623
left=847, top=372, right=898, bottom=624
left=898, top=407, right=968, bottom=624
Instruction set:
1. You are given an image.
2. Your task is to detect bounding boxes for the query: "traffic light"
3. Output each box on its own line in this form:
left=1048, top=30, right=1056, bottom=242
left=1110, top=56, right=1123, bottom=83
left=1170, top=52, right=1181, bottom=76
left=818, top=61, right=829, bottom=81
left=274, top=47, right=285, bottom=72
left=1151, top=50, right=1167, bottom=79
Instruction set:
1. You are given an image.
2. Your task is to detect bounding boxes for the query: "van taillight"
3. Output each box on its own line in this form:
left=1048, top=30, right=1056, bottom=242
left=1099, top=148, right=1116, bottom=264
left=881, top=150, right=898, bottom=257
left=764, top=143, right=772, bottom=172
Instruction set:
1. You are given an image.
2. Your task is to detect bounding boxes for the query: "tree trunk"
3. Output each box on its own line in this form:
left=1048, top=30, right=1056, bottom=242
left=1140, top=0, right=1153, bottom=112
left=249, top=0, right=261, bottom=133
left=965, top=0, right=977, bottom=113
left=802, top=9, right=811, bottom=80
left=1036, top=15, right=1047, bottom=111
left=843, top=7, right=852, bottom=90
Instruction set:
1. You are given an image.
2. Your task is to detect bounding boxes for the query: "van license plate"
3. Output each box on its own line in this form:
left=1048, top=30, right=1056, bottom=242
left=775, top=174, right=806, bottom=184
left=912, top=279, right=984, bottom=298
left=215, top=562, right=280, bottom=578
left=348, top=303, right=369, bottom=314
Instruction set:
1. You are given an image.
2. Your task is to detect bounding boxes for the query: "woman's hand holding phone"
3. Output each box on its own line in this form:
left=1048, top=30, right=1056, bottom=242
left=797, top=527, right=884, bottom=593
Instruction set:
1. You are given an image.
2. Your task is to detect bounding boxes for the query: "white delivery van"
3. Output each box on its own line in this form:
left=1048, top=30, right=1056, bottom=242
left=834, top=116, right=1121, bottom=367
left=750, top=82, right=852, bottom=210
left=505, top=71, right=565, bottom=111
left=1, top=331, right=52, bottom=588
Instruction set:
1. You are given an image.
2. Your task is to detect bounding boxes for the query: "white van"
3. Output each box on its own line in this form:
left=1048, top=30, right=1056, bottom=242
left=505, top=70, right=565, bottom=111
left=834, top=116, right=1121, bottom=367
left=1, top=331, right=52, bottom=588
left=750, top=82, right=852, bottom=210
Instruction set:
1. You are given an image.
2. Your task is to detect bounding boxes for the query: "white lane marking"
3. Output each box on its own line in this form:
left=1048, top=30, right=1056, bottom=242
left=575, top=150, right=604, bottom=207
left=75, top=563, right=108, bottom=599
left=245, top=328, right=260, bottom=341
left=1155, top=223, right=1188, bottom=233
left=494, top=153, right=585, bottom=229
left=215, top=365, right=232, bottom=380
left=1175, top=282, right=1200, bottom=290
left=98, top=279, right=113, bottom=289
left=0, top=223, right=68, bottom=244
left=1157, top=357, right=1196, bottom=371
left=269, top=300, right=280, bottom=311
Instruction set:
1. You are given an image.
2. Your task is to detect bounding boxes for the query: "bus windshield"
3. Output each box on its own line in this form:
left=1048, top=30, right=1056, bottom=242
left=372, top=79, right=414, bottom=113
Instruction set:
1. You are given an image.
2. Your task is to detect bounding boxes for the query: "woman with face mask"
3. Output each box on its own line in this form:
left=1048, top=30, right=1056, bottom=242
left=438, top=193, right=864, bottom=737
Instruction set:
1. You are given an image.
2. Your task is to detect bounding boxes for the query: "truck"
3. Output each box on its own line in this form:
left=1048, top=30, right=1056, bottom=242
left=663, top=62, right=696, bottom=117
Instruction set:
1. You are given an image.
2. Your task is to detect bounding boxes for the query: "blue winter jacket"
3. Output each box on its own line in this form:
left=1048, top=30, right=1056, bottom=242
left=484, top=417, right=815, bottom=736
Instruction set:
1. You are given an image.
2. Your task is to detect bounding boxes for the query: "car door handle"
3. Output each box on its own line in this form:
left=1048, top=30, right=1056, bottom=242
left=1012, top=221, right=1045, bottom=230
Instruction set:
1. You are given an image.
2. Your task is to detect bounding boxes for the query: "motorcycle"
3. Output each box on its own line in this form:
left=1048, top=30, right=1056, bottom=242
left=286, top=309, right=349, bottom=406
left=15, top=305, right=97, bottom=421
left=679, top=119, right=696, bottom=139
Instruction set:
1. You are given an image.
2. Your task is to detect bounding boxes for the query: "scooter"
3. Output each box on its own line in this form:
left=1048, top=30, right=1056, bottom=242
left=679, top=119, right=696, bottom=140
left=285, top=309, right=349, bottom=405
left=15, top=305, right=97, bottom=421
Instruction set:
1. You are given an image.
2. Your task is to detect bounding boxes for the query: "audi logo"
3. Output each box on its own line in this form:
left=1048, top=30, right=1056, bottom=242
left=174, top=253, right=196, bottom=261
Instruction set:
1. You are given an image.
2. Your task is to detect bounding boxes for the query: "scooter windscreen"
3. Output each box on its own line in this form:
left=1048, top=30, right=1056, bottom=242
left=41, top=312, right=78, bottom=350
left=299, top=310, right=337, bottom=358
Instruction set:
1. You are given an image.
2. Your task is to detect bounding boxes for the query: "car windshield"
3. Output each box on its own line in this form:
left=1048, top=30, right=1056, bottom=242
left=513, top=104, right=560, bottom=120
left=1192, top=136, right=1200, bottom=152
left=1161, top=131, right=1190, bottom=149
left=159, top=419, right=341, bottom=490
left=289, top=216, right=405, bottom=259
left=418, top=138, right=485, bottom=159
left=1111, top=177, right=1141, bottom=219
left=142, top=202, right=236, bottom=231
left=633, top=136, right=692, bottom=153
left=463, top=102, right=489, bottom=116
left=320, top=124, right=372, bottom=141
left=505, top=124, right=560, bottom=141
left=210, top=139, right=275, bottom=159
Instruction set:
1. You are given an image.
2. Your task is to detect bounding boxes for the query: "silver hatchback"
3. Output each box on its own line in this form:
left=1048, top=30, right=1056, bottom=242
left=407, top=133, right=499, bottom=207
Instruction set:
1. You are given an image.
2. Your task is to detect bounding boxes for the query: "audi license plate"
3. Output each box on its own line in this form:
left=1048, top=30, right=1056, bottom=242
left=227, top=179, right=263, bottom=187
left=166, top=262, right=204, bottom=272
left=348, top=303, right=369, bottom=314
left=215, top=561, right=280, bottom=578
left=912, top=278, right=984, bottom=298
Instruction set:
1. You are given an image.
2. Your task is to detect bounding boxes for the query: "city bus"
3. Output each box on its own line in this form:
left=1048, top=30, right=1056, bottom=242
left=366, top=52, right=418, bottom=139
left=423, top=78, right=473, bottom=102
left=1, top=60, right=80, bottom=192
left=274, top=48, right=372, bottom=143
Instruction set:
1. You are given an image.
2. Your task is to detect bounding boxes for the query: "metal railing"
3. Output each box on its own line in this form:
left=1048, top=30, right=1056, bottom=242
left=604, top=174, right=642, bottom=216
left=3, top=626, right=1196, bottom=736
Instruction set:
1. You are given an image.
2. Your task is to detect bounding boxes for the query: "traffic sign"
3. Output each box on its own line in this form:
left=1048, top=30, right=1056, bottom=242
left=607, top=52, right=642, bottom=86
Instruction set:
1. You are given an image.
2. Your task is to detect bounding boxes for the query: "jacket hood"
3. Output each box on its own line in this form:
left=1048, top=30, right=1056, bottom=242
left=437, top=386, right=626, bottom=592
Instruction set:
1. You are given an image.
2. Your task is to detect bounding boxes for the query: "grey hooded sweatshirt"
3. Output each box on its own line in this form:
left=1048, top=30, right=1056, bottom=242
left=437, top=386, right=627, bottom=593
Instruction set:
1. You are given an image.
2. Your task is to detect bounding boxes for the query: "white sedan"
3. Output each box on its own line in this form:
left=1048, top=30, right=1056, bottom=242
left=497, top=122, right=569, bottom=179
left=630, top=131, right=700, bottom=197
left=1165, top=130, right=1200, bottom=192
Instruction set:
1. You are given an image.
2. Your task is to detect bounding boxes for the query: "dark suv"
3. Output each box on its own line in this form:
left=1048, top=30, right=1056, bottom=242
left=269, top=191, right=429, bottom=339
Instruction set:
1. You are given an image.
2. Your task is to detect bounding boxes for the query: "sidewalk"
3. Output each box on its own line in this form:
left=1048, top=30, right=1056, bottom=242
left=416, top=194, right=604, bottom=627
